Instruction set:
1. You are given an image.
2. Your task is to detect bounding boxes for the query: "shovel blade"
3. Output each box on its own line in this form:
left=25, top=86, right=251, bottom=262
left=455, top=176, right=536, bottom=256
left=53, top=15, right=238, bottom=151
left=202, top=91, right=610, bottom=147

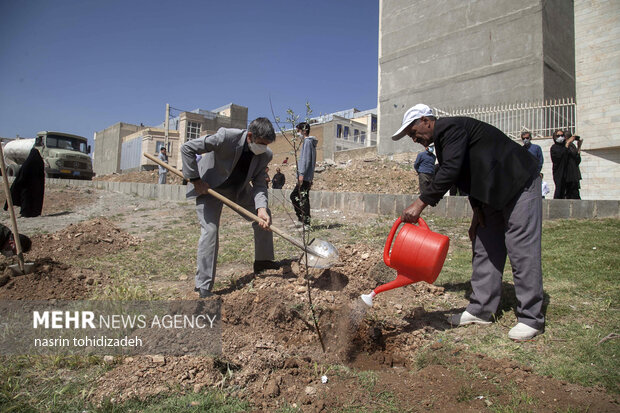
left=301, top=238, right=338, bottom=269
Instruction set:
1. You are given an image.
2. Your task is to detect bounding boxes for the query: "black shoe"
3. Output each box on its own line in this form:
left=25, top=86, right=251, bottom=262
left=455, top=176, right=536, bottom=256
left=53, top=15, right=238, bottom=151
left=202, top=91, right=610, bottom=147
left=253, top=260, right=280, bottom=273
left=194, top=287, right=213, bottom=298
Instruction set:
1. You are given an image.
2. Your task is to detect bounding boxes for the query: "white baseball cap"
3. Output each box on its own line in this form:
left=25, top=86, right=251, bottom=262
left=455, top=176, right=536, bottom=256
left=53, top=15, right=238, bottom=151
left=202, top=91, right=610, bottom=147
left=391, top=104, right=434, bottom=141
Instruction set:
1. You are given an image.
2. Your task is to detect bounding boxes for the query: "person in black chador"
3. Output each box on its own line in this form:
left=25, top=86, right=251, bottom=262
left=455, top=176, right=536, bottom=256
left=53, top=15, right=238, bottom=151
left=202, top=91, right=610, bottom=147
left=4, top=147, right=45, bottom=217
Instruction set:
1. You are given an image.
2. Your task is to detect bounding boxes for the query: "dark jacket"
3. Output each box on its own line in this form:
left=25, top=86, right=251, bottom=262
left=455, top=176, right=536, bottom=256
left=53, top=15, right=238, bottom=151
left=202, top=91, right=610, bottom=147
left=525, top=142, right=544, bottom=174
left=419, top=117, right=538, bottom=211
left=4, top=148, right=45, bottom=217
left=271, top=172, right=285, bottom=189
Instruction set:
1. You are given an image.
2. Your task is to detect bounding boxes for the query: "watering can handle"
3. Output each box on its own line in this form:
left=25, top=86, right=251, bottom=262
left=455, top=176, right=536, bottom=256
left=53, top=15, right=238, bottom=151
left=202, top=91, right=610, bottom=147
left=383, top=217, right=429, bottom=267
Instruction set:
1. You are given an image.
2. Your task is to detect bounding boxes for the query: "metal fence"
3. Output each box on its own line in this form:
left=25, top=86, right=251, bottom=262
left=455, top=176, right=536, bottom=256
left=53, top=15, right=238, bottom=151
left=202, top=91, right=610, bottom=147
left=434, top=98, right=576, bottom=139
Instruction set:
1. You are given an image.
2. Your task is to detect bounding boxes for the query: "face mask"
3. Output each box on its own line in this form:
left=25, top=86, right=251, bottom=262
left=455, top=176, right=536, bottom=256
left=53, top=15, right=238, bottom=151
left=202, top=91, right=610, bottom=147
left=249, top=141, right=267, bottom=155
left=523, top=138, right=531, bottom=146
left=555, top=136, right=565, bottom=144
left=427, top=147, right=434, bottom=154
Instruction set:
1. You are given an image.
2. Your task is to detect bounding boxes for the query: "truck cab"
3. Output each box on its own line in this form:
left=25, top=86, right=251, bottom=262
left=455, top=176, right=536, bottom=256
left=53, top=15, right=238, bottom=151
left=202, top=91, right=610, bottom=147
left=36, top=131, right=94, bottom=180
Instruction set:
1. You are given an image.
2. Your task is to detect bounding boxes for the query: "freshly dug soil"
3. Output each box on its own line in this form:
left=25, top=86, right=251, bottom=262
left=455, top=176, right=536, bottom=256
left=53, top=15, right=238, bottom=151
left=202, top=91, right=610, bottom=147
left=89, top=245, right=619, bottom=411
left=28, top=217, right=143, bottom=261
left=0, top=258, right=105, bottom=300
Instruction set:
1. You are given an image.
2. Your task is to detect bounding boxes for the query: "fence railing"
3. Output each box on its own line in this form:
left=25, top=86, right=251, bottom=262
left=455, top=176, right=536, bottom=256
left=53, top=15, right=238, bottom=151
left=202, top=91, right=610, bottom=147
left=433, top=98, right=576, bottom=139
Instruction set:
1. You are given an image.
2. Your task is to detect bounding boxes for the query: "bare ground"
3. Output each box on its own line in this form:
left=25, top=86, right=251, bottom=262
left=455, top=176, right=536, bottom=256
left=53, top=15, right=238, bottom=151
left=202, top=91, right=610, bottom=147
left=0, top=185, right=618, bottom=412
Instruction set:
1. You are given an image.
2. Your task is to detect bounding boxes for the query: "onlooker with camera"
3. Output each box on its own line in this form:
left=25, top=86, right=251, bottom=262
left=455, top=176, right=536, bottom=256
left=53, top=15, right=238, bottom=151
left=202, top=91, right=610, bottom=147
left=564, top=130, right=583, bottom=199
left=550, top=130, right=582, bottom=199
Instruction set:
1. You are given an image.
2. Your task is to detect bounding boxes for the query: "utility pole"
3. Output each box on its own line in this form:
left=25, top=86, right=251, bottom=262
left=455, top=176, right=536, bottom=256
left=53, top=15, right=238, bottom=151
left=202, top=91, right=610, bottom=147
left=164, top=103, right=170, bottom=151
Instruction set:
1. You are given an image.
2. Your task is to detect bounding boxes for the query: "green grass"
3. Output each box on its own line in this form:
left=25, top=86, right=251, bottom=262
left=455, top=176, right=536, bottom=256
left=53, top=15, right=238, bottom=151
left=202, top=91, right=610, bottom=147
left=430, top=218, right=620, bottom=392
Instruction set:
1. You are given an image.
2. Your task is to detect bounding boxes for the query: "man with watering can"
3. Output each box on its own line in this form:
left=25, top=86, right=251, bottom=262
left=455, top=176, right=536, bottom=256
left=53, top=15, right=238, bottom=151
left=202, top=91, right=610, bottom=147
left=391, top=104, right=544, bottom=341
left=181, top=118, right=280, bottom=299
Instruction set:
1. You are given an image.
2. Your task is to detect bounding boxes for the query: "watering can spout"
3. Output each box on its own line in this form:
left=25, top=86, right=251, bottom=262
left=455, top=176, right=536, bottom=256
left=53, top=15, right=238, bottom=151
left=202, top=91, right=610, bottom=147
left=360, top=291, right=375, bottom=307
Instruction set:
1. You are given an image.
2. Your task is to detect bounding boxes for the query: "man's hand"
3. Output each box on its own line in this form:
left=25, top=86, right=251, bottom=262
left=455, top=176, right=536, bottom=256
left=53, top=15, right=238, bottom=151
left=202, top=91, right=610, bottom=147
left=298, top=175, right=304, bottom=186
left=193, top=179, right=210, bottom=195
left=256, top=208, right=271, bottom=230
left=468, top=207, right=486, bottom=242
left=401, top=198, right=427, bottom=224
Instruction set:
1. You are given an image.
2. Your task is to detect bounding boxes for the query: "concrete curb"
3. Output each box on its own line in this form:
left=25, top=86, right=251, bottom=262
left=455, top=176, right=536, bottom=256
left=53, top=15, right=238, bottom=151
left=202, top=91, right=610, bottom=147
left=47, top=179, right=620, bottom=220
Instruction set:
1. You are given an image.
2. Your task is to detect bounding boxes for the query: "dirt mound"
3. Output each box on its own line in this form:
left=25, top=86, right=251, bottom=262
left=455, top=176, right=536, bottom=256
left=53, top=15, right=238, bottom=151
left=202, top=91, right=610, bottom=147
left=93, top=355, right=222, bottom=403
left=272, top=157, right=421, bottom=194
left=29, top=218, right=142, bottom=261
left=93, top=158, right=420, bottom=194
left=95, top=170, right=185, bottom=185
left=90, top=245, right=440, bottom=404
left=0, top=258, right=105, bottom=300
left=89, top=243, right=619, bottom=410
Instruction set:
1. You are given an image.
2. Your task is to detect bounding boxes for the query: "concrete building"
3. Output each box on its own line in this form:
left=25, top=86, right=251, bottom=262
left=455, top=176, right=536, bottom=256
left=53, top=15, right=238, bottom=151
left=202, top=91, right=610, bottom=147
left=574, top=0, right=620, bottom=200
left=378, top=0, right=575, bottom=156
left=378, top=0, right=619, bottom=199
left=269, top=108, right=377, bottom=165
left=94, top=103, right=247, bottom=175
left=93, top=123, right=144, bottom=175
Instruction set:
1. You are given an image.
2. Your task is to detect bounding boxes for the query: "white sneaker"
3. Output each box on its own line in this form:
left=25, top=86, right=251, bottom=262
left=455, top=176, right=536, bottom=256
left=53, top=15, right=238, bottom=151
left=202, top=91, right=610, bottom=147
left=508, top=323, right=542, bottom=341
left=448, top=311, right=492, bottom=327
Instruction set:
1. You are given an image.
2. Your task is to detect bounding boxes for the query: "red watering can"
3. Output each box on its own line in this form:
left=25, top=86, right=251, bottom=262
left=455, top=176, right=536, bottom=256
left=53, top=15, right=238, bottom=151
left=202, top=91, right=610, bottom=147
left=361, top=217, right=450, bottom=307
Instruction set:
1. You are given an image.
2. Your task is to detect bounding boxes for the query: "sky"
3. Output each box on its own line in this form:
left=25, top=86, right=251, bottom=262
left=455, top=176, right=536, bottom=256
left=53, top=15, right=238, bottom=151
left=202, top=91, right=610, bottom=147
left=0, top=0, right=379, bottom=147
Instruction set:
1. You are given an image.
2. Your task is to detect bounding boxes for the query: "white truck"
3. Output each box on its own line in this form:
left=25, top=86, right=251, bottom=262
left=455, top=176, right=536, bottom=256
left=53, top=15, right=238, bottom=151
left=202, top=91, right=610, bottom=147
left=3, top=131, right=94, bottom=180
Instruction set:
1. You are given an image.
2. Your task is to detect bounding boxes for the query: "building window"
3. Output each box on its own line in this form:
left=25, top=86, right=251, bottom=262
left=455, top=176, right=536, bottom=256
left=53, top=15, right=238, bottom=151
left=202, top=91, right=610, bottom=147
left=361, top=131, right=366, bottom=144
left=336, top=124, right=342, bottom=138
left=344, top=126, right=349, bottom=140
left=336, top=145, right=342, bottom=151
left=353, top=129, right=359, bottom=142
left=186, top=121, right=201, bottom=142
left=371, top=116, right=377, bottom=132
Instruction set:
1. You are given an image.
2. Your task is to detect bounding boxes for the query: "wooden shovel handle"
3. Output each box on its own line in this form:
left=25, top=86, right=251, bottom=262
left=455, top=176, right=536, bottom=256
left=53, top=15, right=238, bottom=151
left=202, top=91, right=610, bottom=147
left=143, top=153, right=309, bottom=252
left=0, top=144, right=25, bottom=271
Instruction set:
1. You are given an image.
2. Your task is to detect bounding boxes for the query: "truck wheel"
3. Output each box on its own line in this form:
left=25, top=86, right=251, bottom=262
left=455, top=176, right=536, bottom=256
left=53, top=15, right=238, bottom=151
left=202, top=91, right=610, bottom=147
left=6, top=165, right=20, bottom=177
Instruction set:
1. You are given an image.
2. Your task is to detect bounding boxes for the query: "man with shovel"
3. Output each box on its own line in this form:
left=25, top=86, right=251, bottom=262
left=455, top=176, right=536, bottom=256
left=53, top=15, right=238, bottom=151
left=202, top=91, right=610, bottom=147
left=392, top=104, right=544, bottom=341
left=181, top=117, right=280, bottom=298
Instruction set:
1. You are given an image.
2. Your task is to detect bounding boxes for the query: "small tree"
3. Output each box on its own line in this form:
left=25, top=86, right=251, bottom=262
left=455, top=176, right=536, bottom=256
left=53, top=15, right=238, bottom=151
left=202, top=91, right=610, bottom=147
left=270, top=99, right=325, bottom=352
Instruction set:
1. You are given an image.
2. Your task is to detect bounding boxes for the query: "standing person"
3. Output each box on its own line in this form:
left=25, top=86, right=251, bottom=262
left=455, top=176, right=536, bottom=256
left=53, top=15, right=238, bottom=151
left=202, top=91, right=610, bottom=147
left=3, top=146, right=45, bottom=217
left=181, top=117, right=280, bottom=298
left=413, top=146, right=436, bottom=194
left=521, top=131, right=543, bottom=174
left=290, top=122, right=317, bottom=228
left=541, top=173, right=550, bottom=198
left=158, top=147, right=169, bottom=184
left=550, top=129, right=582, bottom=199
left=564, top=130, right=583, bottom=199
left=392, top=104, right=544, bottom=341
left=272, top=167, right=286, bottom=189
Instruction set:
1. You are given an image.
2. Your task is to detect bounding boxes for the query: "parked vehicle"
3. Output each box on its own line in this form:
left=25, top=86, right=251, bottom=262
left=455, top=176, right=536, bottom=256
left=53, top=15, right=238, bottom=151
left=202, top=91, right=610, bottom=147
left=3, top=131, right=94, bottom=180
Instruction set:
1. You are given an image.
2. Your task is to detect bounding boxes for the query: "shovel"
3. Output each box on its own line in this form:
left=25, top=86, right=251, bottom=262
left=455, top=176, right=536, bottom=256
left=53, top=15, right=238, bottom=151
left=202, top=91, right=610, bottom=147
left=0, top=143, right=35, bottom=275
left=143, top=153, right=338, bottom=268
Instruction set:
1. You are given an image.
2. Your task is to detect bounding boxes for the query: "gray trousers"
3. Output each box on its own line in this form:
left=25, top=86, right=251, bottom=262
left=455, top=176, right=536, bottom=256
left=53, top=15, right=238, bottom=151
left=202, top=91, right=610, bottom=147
left=467, top=176, right=545, bottom=330
left=158, top=172, right=167, bottom=184
left=195, top=187, right=274, bottom=292
left=418, top=173, right=433, bottom=194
